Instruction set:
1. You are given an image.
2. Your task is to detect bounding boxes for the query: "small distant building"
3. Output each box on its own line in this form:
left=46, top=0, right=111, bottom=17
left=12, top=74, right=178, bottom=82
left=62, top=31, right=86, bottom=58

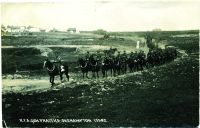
left=6, top=26, right=26, bottom=35
left=40, top=28, right=46, bottom=32
left=46, top=28, right=52, bottom=32
left=49, top=28, right=59, bottom=32
left=29, top=27, right=40, bottom=32
left=67, top=28, right=76, bottom=33
left=7, top=26, right=21, bottom=33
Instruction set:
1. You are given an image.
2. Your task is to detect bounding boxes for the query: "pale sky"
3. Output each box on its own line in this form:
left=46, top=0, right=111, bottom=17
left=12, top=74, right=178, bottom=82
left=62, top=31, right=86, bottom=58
left=1, top=0, right=200, bottom=31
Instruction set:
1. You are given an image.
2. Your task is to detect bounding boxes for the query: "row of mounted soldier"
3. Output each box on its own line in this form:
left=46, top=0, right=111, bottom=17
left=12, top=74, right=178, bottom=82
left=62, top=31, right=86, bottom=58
left=78, top=47, right=177, bottom=78
left=43, top=46, right=177, bottom=85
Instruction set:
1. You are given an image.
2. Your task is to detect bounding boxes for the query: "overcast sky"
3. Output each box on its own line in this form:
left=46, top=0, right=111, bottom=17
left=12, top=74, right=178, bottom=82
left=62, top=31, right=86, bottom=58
left=1, top=0, right=200, bottom=31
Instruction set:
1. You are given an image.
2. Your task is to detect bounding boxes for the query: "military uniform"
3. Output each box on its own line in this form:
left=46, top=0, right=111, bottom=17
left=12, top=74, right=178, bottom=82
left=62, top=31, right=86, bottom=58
left=96, top=51, right=102, bottom=61
left=85, top=52, right=90, bottom=61
left=129, top=52, right=134, bottom=59
left=122, top=51, right=127, bottom=60
left=116, top=52, right=121, bottom=60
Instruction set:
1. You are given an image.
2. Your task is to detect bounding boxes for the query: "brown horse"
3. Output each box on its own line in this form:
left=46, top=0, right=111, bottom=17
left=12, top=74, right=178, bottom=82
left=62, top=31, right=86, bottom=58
left=78, top=57, right=100, bottom=78
left=43, top=59, right=69, bottom=85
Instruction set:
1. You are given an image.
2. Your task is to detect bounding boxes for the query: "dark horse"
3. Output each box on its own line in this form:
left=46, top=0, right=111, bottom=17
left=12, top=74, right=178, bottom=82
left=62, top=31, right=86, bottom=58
left=120, top=58, right=127, bottom=74
left=101, top=57, right=113, bottom=77
left=78, top=58, right=89, bottom=78
left=78, top=58, right=100, bottom=78
left=90, top=57, right=101, bottom=78
left=43, top=59, right=69, bottom=85
left=113, top=57, right=121, bottom=76
left=127, top=57, right=135, bottom=72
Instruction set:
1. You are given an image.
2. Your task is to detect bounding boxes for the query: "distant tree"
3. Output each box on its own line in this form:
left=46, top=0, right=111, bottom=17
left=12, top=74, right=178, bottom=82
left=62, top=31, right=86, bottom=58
left=27, top=25, right=33, bottom=30
left=1, top=25, right=7, bottom=36
left=145, top=34, right=155, bottom=49
left=93, top=29, right=107, bottom=35
left=93, top=29, right=110, bottom=39
left=103, top=33, right=110, bottom=39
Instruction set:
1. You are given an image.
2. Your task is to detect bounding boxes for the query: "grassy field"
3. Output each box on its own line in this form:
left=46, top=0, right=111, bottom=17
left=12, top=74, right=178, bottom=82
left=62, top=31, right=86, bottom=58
left=2, top=30, right=199, bottom=127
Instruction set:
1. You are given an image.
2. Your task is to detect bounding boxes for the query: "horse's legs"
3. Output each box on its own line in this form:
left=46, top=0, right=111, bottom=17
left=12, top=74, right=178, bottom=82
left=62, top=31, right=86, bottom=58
left=106, top=70, right=108, bottom=77
left=129, top=65, right=132, bottom=72
left=60, top=72, right=63, bottom=82
left=49, top=76, right=52, bottom=84
left=50, top=76, right=55, bottom=85
left=52, top=76, right=55, bottom=85
left=102, top=70, right=105, bottom=78
left=92, top=71, right=95, bottom=78
left=125, top=64, right=127, bottom=73
left=86, top=72, right=89, bottom=79
left=97, top=71, right=99, bottom=78
left=65, top=72, right=69, bottom=81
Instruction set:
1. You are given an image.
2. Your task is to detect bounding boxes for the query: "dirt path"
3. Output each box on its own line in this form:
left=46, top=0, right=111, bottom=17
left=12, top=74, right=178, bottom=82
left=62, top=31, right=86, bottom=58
left=2, top=71, right=142, bottom=94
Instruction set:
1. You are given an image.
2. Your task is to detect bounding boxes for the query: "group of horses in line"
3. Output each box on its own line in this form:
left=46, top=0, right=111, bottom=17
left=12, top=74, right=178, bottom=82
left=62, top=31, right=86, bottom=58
left=43, top=47, right=177, bottom=85
left=78, top=47, right=177, bottom=79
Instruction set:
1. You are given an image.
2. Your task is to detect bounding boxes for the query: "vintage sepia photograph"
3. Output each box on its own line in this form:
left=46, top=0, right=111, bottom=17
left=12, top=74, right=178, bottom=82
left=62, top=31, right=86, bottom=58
left=1, top=0, right=199, bottom=127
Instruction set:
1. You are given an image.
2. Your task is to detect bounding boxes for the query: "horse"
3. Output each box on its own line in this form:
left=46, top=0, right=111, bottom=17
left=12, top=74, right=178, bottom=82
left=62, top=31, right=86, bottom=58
left=127, top=57, right=135, bottom=72
left=78, top=57, right=101, bottom=78
left=90, top=57, right=101, bottom=78
left=113, top=57, right=121, bottom=76
left=78, top=58, right=90, bottom=78
left=120, top=58, right=127, bottom=74
left=101, top=57, right=113, bottom=77
left=43, top=59, right=69, bottom=85
left=146, top=54, right=154, bottom=68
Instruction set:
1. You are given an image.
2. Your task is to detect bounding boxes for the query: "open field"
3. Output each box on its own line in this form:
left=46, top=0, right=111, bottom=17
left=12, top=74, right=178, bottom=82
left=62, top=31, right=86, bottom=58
left=2, top=30, right=199, bottom=127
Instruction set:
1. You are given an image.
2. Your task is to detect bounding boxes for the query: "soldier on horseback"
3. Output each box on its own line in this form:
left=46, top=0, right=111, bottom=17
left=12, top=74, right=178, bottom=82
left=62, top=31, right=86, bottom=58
left=56, top=56, right=69, bottom=82
left=121, top=50, right=127, bottom=73
left=127, top=51, right=135, bottom=72
left=85, top=51, right=90, bottom=62
left=96, top=51, right=102, bottom=62
left=43, top=57, right=69, bottom=85
left=129, top=51, right=134, bottom=58
left=122, top=50, right=127, bottom=60
left=116, top=51, right=121, bottom=60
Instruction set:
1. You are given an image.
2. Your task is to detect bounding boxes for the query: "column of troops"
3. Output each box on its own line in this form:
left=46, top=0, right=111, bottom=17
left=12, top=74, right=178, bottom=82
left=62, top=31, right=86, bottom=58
left=78, top=47, right=177, bottom=78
